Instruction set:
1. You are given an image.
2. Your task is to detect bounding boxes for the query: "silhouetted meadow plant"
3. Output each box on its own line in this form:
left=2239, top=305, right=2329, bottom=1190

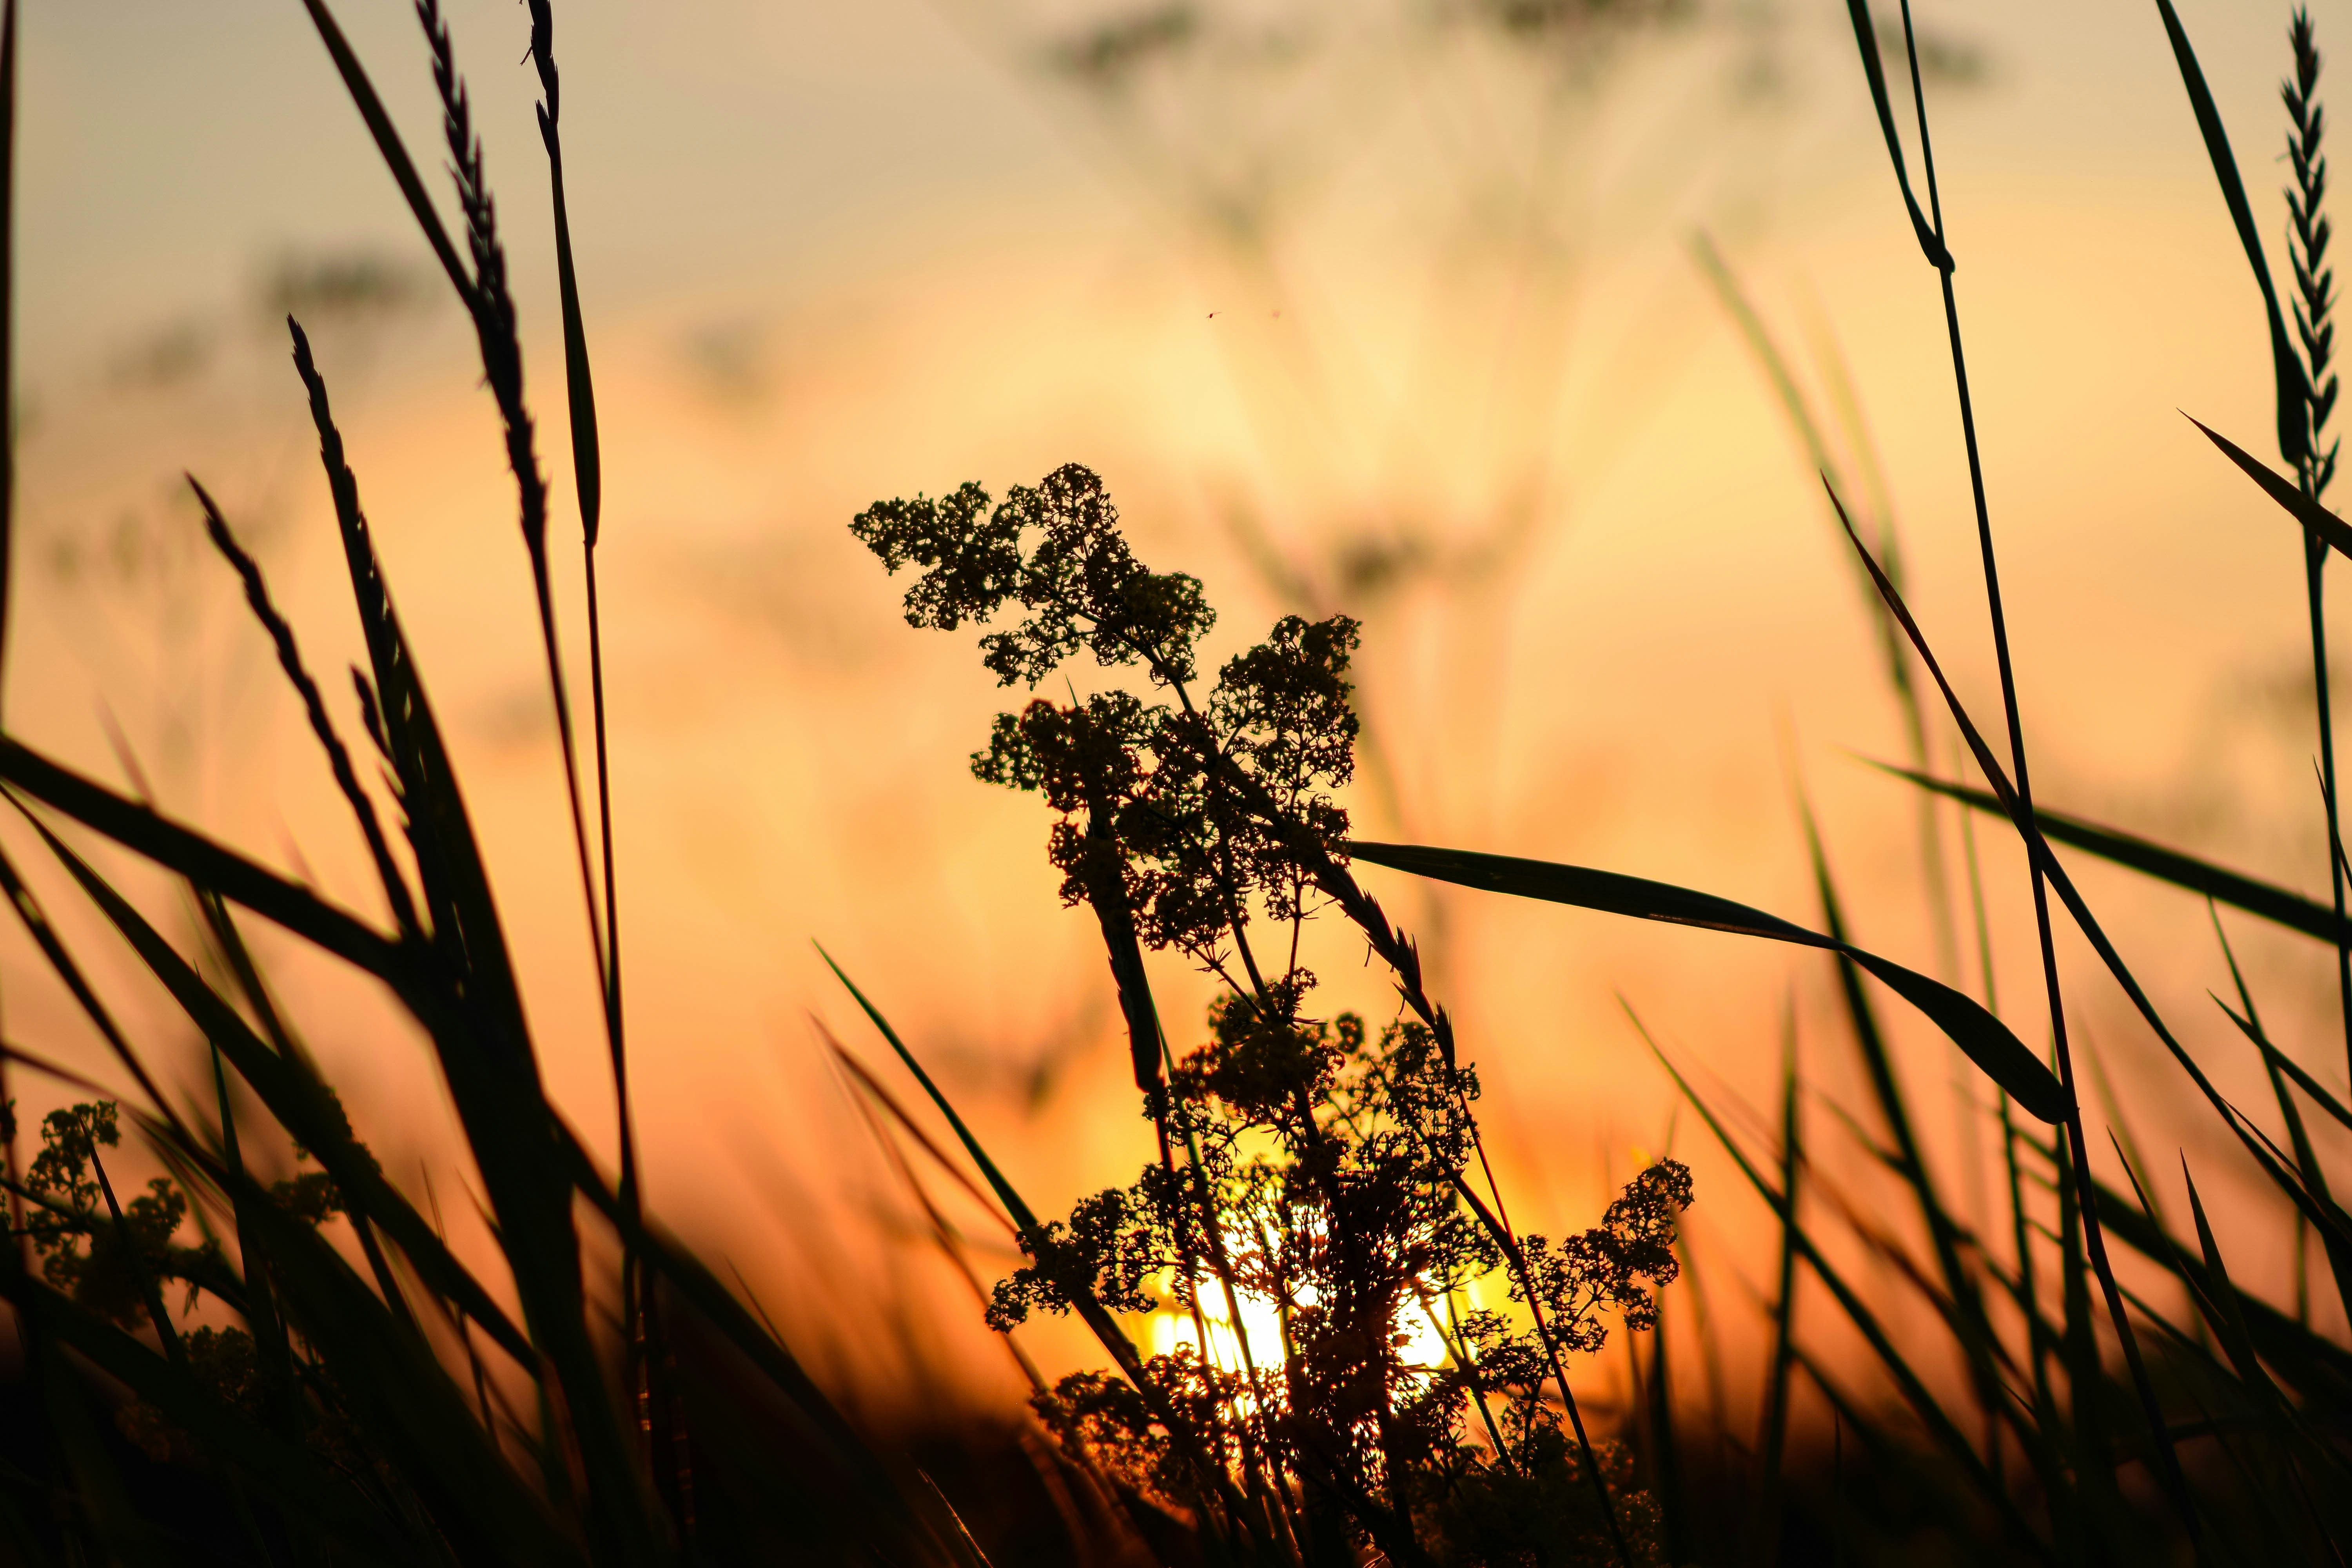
left=855, top=464, right=1693, bottom=1565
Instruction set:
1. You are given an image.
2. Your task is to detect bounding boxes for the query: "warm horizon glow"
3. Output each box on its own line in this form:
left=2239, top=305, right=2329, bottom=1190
left=14, top=0, right=2352, bottom=1444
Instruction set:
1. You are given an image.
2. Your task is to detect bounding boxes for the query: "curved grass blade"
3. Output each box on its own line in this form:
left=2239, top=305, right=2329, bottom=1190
left=24, top=809, right=534, bottom=1364
left=1840, top=0, right=1952, bottom=271
left=1348, top=839, right=2066, bottom=1123
left=0, top=737, right=405, bottom=985
left=816, top=945, right=1265, bottom=1545
left=1881, top=762, right=2352, bottom=945
left=2155, top=0, right=2311, bottom=467
left=1637, top=1014, right=2053, bottom=1559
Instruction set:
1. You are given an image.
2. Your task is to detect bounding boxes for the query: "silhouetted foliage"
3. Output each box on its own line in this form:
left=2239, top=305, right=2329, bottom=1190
left=857, top=463, right=1690, bottom=1565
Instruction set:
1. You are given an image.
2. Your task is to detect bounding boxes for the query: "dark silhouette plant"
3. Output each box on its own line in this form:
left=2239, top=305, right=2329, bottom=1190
left=854, top=462, right=1691, bottom=1566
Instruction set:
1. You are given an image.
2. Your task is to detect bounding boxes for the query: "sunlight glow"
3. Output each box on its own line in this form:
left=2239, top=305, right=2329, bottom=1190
left=1143, top=1270, right=1459, bottom=1372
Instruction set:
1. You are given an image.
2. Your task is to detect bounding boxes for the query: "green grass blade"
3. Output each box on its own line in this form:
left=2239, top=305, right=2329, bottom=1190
left=1350, top=838, right=2066, bottom=1121
left=2154, top=1, right=2311, bottom=467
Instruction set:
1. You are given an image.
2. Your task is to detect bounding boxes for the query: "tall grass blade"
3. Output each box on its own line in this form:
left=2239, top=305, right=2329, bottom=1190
left=0, top=838, right=180, bottom=1130
left=1797, top=797, right=2029, bottom=1492
left=1348, top=839, right=2065, bottom=1121
left=294, top=0, right=470, bottom=305
left=1639, top=1018, right=2052, bottom=1558
left=816, top=946, right=1266, bottom=1546
left=2156, top=0, right=2313, bottom=468
left=1838, top=0, right=1951, bottom=270
left=194, top=477, right=422, bottom=940
left=0, top=735, right=407, bottom=984
left=1884, top=762, right=2352, bottom=944
left=27, top=811, right=533, bottom=1361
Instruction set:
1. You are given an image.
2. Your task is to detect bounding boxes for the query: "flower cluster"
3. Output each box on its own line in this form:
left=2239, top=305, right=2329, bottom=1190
left=853, top=465, right=1691, bottom=1564
left=862, top=463, right=1360, bottom=1009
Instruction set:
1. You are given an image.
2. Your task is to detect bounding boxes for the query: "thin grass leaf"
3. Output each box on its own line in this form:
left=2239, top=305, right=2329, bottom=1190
left=527, top=0, right=599, bottom=550
left=1349, top=838, right=2066, bottom=1122
left=2178, top=1161, right=2293, bottom=1412
left=0, top=737, right=407, bottom=985
left=2152, top=1160, right=2352, bottom=1535
left=1639, top=1015, right=2054, bottom=1560
left=2217, top=993, right=2352, bottom=1137
left=23, top=808, right=534, bottom=1363
left=1882, top=762, right=2352, bottom=945
left=0, top=837, right=194, bottom=1151
left=194, top=477, right=421, bottom=942
left=1840, top=0, right=1952, bottom=271
left=1798, top=796, right=2038, bottom=1495
left=816, top=946, right=1267, bottom=1544
left=2192, top=414, right=2352, bottom=556
left=1837, top=7, right=2208, bottom=1529
left=294, top=0, right=470, bottom=306
left=2211, top=920, right=2352, bottom=1319
left=2091, top=1172, right=2352, bottom=1408
left=286, top=321, right=666, bottom=1568
left=2156, top=0, right=2312, bottom=467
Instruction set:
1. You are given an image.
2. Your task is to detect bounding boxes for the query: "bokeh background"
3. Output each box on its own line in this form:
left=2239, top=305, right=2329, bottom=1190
left=12, top=0, right=2352, bottom=1438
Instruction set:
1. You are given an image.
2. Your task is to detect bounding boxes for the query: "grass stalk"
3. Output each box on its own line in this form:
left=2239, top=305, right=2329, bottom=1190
left=1749, top=1006, right=1800, bottom=1567
left=1838, top=2, right=2199, bottom=1522
left=2282, top=9, right=2352, bottom=1077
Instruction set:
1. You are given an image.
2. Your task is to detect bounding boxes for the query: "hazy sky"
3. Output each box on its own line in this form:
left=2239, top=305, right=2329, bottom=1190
left=21, top=0, right=2352, bottom=1407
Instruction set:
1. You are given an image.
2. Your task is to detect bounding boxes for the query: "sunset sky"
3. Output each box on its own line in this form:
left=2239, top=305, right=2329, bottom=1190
left=14, top=0, right=2352, bottom=1411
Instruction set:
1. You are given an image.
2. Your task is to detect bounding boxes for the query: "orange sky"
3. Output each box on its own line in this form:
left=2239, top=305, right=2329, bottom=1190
left=11, top=0, right=2352, bottom=1422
